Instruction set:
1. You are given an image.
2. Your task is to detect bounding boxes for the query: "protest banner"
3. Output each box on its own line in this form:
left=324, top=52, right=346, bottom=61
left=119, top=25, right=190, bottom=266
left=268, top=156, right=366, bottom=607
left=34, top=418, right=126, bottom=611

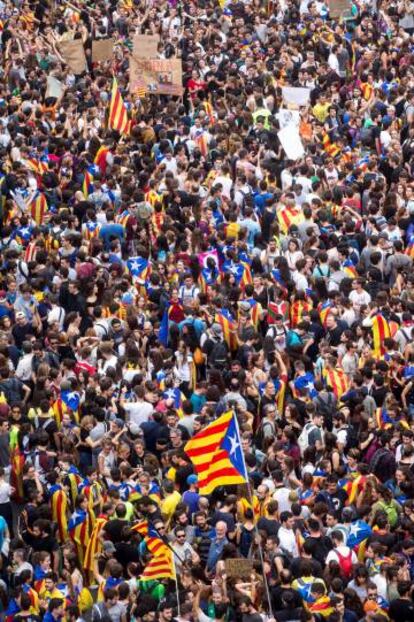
left=281, top=87, right=311, bottom=107
left=276, top=109, right=300, bottom=129
left=278, top=126, right=305, bottom=160
left=133, top=34, right=160, bottom=58
left=130, top=57, right=183, bottom=96
left=59, top=39, right=87, bottom=74
left=92, top=38, right=114, bottom=63
left=46, top=76, right=64, bottom=100
left=225, top=559, right=253, bottom=579
left=328, top=0, right=352, bottom=18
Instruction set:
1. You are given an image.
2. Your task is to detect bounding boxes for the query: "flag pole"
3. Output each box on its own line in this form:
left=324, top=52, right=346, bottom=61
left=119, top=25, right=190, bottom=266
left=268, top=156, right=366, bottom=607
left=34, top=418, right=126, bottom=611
left=173, top=553, right=181, bottom=618
left=233, top=410, right=274, bottom=618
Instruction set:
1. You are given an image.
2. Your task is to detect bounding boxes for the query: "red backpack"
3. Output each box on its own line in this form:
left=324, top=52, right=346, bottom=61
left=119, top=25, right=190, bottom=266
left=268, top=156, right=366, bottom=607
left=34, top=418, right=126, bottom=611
left=336, top=548, right=353, bottom=578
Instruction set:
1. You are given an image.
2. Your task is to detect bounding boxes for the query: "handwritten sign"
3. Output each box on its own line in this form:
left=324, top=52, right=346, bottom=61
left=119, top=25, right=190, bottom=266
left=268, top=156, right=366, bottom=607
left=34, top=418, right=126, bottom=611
left=92, top=38, right=114, bottom=63
left=59, top=39, right=87, bottom=74
left=328, top=0, right=352, bottom=19
left=224, top=558, right=253, bottom=579
left=130, top=57, right=183, bottom=96
left=133, top=34, right=160, bottom=59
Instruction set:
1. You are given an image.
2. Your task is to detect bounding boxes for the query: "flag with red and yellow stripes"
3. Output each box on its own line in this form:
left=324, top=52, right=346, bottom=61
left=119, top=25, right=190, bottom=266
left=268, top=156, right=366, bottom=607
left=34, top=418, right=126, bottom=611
left=83, top=515, right=108, bottom=572
left=324, top=367, right=350, bottom=400
left=277, top=206, right=304, bottom=235
left=184, top=410, right=248, bottom=495
left=30, top=192, right=48, bottom=225
left=290, top=299, right=313, bottom=327
left=372, top=314, right=391, bottom=357
left=109, top=77, right=131, bottom=135
left=50, top=485, right=68, bottom=543
left=141, top=548, right=175, bottom=581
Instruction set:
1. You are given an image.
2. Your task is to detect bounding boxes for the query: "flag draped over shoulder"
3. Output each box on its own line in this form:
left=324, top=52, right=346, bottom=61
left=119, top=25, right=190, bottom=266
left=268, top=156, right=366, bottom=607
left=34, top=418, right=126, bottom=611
left=109, top=77, right=131, bottom=135
left=215, top=309, right=238, bottom=351
left=324, top=368, right=350, bottom=399
left=184, top=411, right=248, bottom=495
left=29, top=192, right=48, bottom=225
left=50, top=485, right=68, bottom=543
left=372, top=315, right=391, bottom=357
left=83, top=515, right=108, bottom=572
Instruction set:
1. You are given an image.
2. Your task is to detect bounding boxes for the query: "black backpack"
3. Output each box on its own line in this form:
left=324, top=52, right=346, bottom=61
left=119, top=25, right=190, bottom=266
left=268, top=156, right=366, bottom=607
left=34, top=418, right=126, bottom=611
left=209, top=341, right=228, bottom=369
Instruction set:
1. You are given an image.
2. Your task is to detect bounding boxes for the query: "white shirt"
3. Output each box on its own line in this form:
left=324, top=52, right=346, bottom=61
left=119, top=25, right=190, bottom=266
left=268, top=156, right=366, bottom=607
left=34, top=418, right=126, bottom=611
left=123, top=400, right=154, bottom=431
left=273, top=486, right=292, bottom=513
left=47, top=305, right=65, bottom=329
left=215, top=175, right=233, bottom=199
left=277, top=525, right=298, bottom=556
left=0, top=480, right=11, bottom=503
left=349, top=289, right=371, bottom=310
left=15, top=353, right=33, bottom=382
left=326, top=545, right=357, bottom=565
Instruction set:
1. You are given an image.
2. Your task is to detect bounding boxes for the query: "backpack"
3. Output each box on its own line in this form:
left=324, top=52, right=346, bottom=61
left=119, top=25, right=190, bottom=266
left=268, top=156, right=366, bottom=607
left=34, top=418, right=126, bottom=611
left=336, top=548, right=353, bottom=578
left=377, top=500, right=399, bottom=528
left=254, top=418, right=276, bottom=449
left=298, top=422, right=318, bottom=456
left=360, top=125, right=374, bottom=147
left=209, top=340, right=229, bottom=369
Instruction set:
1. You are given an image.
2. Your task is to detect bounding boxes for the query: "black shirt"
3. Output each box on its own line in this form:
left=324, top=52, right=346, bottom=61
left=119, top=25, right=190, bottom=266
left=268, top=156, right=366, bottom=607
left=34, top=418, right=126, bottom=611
left=103, top=519, right=129, bottom=544
left=389, top=598, right=414, bottom=622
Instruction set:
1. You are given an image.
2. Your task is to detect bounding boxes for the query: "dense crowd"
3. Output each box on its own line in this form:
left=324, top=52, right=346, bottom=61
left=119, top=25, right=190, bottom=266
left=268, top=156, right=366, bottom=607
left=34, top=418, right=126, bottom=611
left=3, top=0, right=414, bottom=621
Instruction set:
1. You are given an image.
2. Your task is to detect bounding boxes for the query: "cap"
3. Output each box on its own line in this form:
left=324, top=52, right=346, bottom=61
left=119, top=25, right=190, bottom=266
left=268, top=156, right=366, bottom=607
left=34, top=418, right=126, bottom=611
left=15, top=311, right=25, bottom=319
left=113, top=418, right=124, bottom=429
left=187, top=474, right=198, bottom=485
left=239, top=301, right=251, bottom=313
left=212, top=323, right=223, bottom=335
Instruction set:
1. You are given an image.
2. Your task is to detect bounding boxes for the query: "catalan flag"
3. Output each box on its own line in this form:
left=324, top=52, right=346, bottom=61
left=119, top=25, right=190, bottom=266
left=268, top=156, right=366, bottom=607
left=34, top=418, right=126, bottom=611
left=33, top=565, right=47, bottom=594
left=271, top=268, right=288, bottom=296
left=290, top=299, right=313, bottom=327
left=52, top=396, right=67, bottom=428
left=184, top=410, right=248, bottom=495
left=163, top=387, right=185, bottom=418
left=83, top=221, right=100, bottom=240
left=94, top=145, right=110, bottom=175
left=310, top=596, right=334, bottom=617
left=342, top=258, right=358, bottom=278
left=405, top=235, right=414, bottom=258
left=83, top=515, right=108, bottom=572
left=203, top=101, right=215, bottom=125
left=68, top=508, right=94, bottom=565
left=322, top=131, right=340, bottom=158
left=347, top=520, right=372, bottom=549
left=277, top=206, right=304, bottom=234
left=82, top=170, right=94, bottom=198
left=30, top=192, right=48, bottom=225
left=65, top=467, right=82, bottom=507
left=22, top=584, right=40, bottom=613
left=127, top=257, right=151, bottom=281
left=141, top=548, right=175, bottom=581
left=10, top=448, right=25, bottom=503
left=243, top=298, right=260, bottom=329
left=318, top=301, right=333, bottom=327
left=195, top=132, right=209, bottom=158
left=50, top=485, right=68, bottom=543
left=108, top=77, right=131, bottom=136
left=215, top=308, right=238, bottom=351
left=324, top=367, right=349, bottom=399
left=372, top=314, right=390, bottom=357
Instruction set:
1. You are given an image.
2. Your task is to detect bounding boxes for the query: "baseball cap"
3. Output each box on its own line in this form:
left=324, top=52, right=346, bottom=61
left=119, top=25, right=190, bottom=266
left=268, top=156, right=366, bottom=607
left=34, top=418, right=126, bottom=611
left=15, top=312, right=25, bottom=320
left=187, top=474, right=198, bottom=485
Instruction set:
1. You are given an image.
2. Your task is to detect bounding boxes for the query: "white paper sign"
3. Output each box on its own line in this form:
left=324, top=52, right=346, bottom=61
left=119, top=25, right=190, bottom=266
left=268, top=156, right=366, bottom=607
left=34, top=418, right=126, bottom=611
left=46, top=76, right=64, bottom=100
left=278, top=126, right=305, bottom=161
left=282, top=87, right=311, bottom=107
left=276, top=109, right=300, bottom=129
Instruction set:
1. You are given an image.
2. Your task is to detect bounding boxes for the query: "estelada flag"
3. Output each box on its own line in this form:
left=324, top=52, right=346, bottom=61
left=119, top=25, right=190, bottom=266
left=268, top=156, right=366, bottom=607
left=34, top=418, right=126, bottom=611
left=108, top=76, right=131, bottom=135
left=184, top=411, right=248, bottom=495
left=30, top=192, right=48, bottom=225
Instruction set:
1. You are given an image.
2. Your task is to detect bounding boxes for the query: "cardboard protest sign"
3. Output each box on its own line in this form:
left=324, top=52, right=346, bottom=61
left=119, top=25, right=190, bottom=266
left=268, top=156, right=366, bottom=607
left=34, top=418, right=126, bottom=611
left=92, top=38, right=114, bottom=63
left=328, top=0, right=352, bottom=19
left=278, top=126, right=305, bottom=160
left=281, top=87, right=311, bottom=107
left=59, top=39, right=87, bottom=74
left=133, top=34, right=160, bottom=58
left=130, top=57, right=183, bottom=96
left=224, top=558, right=253, bottom=579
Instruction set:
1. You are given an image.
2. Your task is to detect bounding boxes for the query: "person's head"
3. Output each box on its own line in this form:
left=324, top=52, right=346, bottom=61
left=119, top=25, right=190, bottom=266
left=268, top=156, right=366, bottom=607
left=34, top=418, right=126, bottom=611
left=48, top=598, right=65, bottom=619
left=280, top=511, right=294, bottom=529
left=216, top=521, right=228, bottom=540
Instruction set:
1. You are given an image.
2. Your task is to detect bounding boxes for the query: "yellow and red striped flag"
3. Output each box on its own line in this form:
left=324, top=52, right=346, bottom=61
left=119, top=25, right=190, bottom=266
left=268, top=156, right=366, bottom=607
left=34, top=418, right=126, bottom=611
left=94, top=145, right=110, bottom=174
left=10, top=449, right=25, bottom=503
left=184, top=411, right=248, bottom=495
left=30, top=192, right=48, bottom=225
left=324, top=367, right=349, bottom=400
left=141, top=549, right=175, bottom=581
left=372, top=314, right=390, bottom=357
left=50, top=486, right=68, bottom=543
left=290, top=299, right=313, bottom=327
left=277, top=206, right=304, bottom=234
left=215, top=309, right=238, bottom=351
left=83, top=515, right=108, bottom=572
left=321, top=131, right=341, bottom=158
left=109, top=77, right=131, bottom=135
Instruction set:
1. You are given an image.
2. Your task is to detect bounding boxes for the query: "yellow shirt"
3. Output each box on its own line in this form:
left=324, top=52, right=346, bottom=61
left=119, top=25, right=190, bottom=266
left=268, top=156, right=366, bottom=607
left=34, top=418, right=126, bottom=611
left=161, top=491, right=182, bottom=522
left=312, top=102, right=330, bottom=123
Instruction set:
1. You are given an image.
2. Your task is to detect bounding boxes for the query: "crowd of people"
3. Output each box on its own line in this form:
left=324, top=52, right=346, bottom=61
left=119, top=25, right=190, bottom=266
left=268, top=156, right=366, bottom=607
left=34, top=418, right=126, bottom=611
left=3, top=0, right=414, bottom=621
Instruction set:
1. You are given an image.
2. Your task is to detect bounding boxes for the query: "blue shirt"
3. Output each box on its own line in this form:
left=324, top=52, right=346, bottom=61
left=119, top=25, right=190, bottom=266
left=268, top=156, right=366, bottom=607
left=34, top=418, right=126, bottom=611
left=178, top=317, right=206, bottom=340
left=206, top=536, right=228, bottom=572
left=98, top=223, right=124, bottom=250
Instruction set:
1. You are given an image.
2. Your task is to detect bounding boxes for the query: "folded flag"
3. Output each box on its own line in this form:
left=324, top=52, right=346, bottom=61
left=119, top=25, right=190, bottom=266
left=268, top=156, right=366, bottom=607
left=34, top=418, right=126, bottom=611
left=372, top=315, right=391, bottom=357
